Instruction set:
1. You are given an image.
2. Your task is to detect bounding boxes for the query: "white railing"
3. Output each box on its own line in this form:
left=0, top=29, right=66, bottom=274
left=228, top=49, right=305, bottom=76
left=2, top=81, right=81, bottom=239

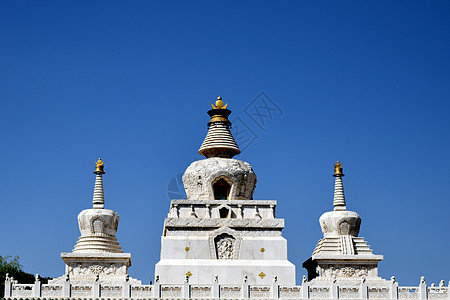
left=4, top=275, right=449, bottom=299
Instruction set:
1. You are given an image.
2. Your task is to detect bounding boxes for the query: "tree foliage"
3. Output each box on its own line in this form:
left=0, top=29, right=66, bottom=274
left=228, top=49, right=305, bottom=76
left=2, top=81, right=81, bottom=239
left=0, top=255, right=35, bottom=297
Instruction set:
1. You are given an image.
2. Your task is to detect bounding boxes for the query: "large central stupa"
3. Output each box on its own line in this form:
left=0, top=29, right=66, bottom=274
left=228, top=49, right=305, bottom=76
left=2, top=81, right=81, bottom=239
left=154, top=97, right=296, bottom=285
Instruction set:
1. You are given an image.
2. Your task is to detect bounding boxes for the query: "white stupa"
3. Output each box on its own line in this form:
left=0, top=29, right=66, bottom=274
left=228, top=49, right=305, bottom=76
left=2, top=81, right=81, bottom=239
left=303, top=161, right=384, bottom=283
left=154, top=97, right=296, bottom=285
left=50, top=159, right=139, bottom=285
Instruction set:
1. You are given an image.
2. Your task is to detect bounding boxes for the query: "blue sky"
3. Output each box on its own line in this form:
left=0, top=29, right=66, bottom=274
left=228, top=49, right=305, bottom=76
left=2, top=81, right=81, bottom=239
left=0, top=1, right=449, bottom=286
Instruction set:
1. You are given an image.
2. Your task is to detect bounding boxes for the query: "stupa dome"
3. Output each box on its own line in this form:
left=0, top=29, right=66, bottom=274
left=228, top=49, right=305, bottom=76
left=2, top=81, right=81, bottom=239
left=183, top=157, right=257, bottom=200
left=319, top=210, right=361, bottom=237
left=74, top=208, right=122, bottom=253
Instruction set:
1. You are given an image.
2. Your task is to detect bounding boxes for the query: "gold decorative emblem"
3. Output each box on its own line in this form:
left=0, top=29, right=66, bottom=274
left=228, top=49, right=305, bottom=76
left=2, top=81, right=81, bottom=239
left=185, top=246, right=190, bottom=252
left=258, top=272, right=266, bottom=279
left=94, top=158, right=105, bottom=174
left=185, top=271, right=193, bottom=278
left=211, top=96, right=228, bottom=109
left=333, top=161, right=343, bottom=176
left=260, top=248, right=265, bottom=252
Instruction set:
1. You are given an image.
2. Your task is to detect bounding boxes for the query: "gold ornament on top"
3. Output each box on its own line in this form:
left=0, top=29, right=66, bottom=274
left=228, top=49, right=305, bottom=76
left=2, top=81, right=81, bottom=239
left=211, top=96, right=228, bottom=109
left=333, top=161, right=344, bottom=176
left=185, top=271, right=193, bottom=278
left=94, top=158, right=105, bottom=174
left=258, top=272, right=266, bottom=279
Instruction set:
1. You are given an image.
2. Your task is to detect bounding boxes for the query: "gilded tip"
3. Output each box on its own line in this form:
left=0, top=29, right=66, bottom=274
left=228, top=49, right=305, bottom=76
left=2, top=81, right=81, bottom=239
left=211, top=96, right=228, bottom=109
left=333, top=161, right=344, bottom=176
left=94, top=158, right=105, bottom=174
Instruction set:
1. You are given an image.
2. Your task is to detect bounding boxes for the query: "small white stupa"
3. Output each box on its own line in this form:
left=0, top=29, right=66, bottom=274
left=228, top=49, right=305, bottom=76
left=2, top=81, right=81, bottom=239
left=154, top=97, right=296, bottom=285
left=50, top=159, right=139, bottom=284
left=303, top=161, right=384, bottom=283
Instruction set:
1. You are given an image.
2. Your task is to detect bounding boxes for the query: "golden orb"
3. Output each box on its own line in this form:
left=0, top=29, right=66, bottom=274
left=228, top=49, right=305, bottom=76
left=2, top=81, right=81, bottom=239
left=215, top=97, right=224, bottom=108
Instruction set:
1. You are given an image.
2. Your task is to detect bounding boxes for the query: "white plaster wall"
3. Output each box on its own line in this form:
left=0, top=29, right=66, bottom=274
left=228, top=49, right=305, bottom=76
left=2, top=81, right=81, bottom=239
left=160, top=236, right=289, bottom=260
left=155, top=259, right=296, bottom=285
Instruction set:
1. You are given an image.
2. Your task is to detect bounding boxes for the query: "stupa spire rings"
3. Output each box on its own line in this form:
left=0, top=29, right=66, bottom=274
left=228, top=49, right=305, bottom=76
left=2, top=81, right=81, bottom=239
left=198, top=97, right=241, bottom=158
left=332, top=161, right=346, bottom=211
left=93, top=158, right=105, bottom=209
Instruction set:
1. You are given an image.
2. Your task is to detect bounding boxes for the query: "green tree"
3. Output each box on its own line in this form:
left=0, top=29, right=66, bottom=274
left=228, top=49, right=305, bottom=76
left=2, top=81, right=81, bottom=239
left=0, top=255, right=35, bottom=297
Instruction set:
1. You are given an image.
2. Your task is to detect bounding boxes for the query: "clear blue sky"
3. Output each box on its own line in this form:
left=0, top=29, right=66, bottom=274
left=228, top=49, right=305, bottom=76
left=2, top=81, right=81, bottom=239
left=0, top=1, right=449, bottom=286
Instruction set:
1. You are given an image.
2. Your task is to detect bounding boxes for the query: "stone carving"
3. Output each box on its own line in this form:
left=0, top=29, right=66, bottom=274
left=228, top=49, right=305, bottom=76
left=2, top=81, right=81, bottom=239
left=341, top=267, right=356, bottom=277
left=317, top=265, right=371, bottom=279
left=90, top=265, right=104, bottom=274
left=67, top=262, right=126, bottom=277
left=165, top=217, right=284, bottom=229
left=208, top=227, right=241, bottom=259
left=215, top=234, right=235, bottom=259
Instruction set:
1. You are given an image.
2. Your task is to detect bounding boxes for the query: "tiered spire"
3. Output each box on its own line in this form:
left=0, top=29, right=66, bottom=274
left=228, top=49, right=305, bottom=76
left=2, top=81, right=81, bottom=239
left=332, top=161, right=346, bottom=211
left=93, top=158, right=105, bottom=209
left=198, top=97, right=241, bottom=158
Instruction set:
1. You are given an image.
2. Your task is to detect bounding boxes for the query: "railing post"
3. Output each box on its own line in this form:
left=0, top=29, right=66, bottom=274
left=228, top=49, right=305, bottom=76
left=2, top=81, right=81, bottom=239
left=448, top=281, right=450, bottom=300
left=153, top=275, right=161, bottom=298
left=62, top=273, right=71, bottom=298
left=419, top=276, right=428, bottom=299
left=33, top=274, right=42, bottom=297
left=213, top=275, right=220, bottom=298
left=301, top=275, right=310, bottom=299
left=4, top=274, right=12, bottom=298
left=271, top=276, right=279, bottom=299
left=242, top=276, right=249, bottom=299
left=360, top=277, right=368, bottom=299
left=93, top=275, right=100, bottom=298
left=123, top=275, right=130, bottom=298
left=331, top=281, right=339, bottom=299
left=390, top=276, right=398, bottom=299
left=183, top=275, right=190, bottom=299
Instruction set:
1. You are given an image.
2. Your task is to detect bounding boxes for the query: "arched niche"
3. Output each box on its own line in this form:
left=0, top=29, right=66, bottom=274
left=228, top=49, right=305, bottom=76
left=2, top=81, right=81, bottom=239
left=338, top=220, right=351, bottom=235
left=212, top=176, right=232, bottom=200
left=90, top=217, right=105, bottom=234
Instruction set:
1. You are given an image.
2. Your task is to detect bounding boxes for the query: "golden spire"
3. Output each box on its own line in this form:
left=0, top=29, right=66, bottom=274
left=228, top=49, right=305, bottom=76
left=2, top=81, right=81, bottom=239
left=94, top=158, right=105, bottom=174
left=333, top=161, right=344, bottom=176
left=211, top=96, right=228, bottom=109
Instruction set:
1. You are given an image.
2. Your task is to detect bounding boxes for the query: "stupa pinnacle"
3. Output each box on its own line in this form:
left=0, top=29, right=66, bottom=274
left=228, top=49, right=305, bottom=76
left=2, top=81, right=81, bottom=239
left=333, top=161, right=346, bottom=211
left=198, top=97, right=241, bottom=158
left=93, top=158, right=106, bottom=209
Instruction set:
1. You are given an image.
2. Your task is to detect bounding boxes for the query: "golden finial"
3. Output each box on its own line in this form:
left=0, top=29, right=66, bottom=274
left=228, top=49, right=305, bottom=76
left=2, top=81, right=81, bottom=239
left=333, top=161, right=344, bottom=176
left=94, top=158, right=105, bottom=174
left=211, top=96, right=228, bottom=109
